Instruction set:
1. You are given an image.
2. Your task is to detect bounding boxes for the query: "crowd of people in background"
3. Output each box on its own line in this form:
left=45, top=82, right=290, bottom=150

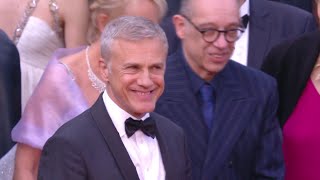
left=0, top=0, right=319, bottom=179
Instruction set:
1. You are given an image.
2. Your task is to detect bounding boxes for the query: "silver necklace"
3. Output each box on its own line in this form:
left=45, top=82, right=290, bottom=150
left=85, top=46, right=106, bottom=93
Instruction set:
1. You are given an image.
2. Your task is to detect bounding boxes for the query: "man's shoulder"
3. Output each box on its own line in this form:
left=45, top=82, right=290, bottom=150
left=253, top=0, right=316, bottom=30
left=151, top=112, right=184, bottom=135
left=0, top=29, right=19, bottom=64
left=228, top=60, right=276, bottom=88
left=0, top=29, right=10, bottom=42
left=257, top=0, right=312, bottom=17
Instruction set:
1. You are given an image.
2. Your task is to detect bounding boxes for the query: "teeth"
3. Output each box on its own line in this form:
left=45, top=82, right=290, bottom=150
left=136, top=91, right=151, bottom=95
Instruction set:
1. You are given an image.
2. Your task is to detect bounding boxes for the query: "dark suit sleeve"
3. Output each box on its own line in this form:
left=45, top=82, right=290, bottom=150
left=303, top=12, right=317, bottom=32
left=0, top=29, right=21, bottom=156
left=38, top=136, right=87, bottom=180
left=254, top=80, right=284, bottom=179
left=260, top=39, right=292, bottom=78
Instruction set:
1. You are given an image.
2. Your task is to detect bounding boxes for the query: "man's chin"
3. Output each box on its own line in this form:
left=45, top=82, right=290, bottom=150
left=132, top=104, right=156, bottom=115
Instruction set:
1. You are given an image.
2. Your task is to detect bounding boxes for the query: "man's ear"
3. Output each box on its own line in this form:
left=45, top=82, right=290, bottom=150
left=99, top=57, right=109, bottom=82
left=96, top=13, right=109, bottom=34
left=173, top=14, right=187, bottom=39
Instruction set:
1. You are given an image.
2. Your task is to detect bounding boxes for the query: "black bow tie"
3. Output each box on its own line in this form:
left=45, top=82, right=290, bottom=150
left=125, top=117, right=156, bottom=138
left=241, top=14, right=249, bottom=29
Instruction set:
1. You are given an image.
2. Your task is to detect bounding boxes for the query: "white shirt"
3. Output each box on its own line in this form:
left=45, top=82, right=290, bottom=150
left=231, top=0, right=250, bottom=66
left=102, top=91, right=165, bottom=180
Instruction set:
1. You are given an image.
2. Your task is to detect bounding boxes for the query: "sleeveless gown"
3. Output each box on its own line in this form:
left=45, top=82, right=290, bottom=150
left=19, top=16, right=64, bottom=111
left=0, top=17, right=66, bottom=177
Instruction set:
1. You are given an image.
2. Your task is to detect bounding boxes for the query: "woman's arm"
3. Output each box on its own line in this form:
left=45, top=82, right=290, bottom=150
left=59, top=0, right=90, bottom=47
left=13, top=143, right=41, bottom=180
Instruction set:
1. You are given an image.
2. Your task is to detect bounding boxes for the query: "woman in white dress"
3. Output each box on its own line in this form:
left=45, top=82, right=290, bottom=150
left=0, top=0, right=90, bottom=111
left=0, top=0, right=89, bottom=179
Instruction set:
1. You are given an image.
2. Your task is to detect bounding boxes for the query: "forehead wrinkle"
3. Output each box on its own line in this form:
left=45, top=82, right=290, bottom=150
left=113, top=39, right=163, bottom=65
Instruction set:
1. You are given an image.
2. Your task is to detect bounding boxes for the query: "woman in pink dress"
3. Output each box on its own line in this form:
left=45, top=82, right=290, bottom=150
left=262, top=30, right=320, bottom=180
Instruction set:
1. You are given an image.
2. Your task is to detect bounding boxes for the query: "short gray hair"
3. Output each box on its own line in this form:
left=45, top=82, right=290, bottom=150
left=100, top=16, right=168, bottom=63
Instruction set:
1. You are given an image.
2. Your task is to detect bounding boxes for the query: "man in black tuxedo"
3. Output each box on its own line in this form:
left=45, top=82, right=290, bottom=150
left=0, top=29, right=21, bottom=157
left=38, top=16, right=191, bottom=180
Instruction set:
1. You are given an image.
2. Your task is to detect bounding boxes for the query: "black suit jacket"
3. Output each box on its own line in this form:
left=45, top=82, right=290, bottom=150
left=261, top=30, right=320, bottom=127
left=271, top=0, right=313, bottom=13
left=38, top=94, right=191, bottom=180
left=248, top=0, right=317, bottom=68
left=161, top=0, right=317, bottom=68
left=0, top=29, right=21, bottom=157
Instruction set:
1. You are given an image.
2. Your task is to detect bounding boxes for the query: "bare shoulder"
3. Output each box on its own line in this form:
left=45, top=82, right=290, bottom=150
left=60, top=48, right=86, bottom=71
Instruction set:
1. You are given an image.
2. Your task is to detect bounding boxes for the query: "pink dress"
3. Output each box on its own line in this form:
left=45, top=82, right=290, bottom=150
left=283, top=79, right=320, bottom=180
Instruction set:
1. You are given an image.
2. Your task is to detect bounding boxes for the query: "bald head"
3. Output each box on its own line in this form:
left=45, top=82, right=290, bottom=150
left=173, top=0, right=241, bottom=80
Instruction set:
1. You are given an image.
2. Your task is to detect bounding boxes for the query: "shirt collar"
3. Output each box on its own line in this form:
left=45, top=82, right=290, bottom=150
left=102, top=91, right=150, bottom=138
left=240, top=0, right=250, bottom=17
left=181, top=50, right=215, bottom=94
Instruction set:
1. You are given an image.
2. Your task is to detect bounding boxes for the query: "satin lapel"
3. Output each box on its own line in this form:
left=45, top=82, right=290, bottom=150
left=248, top=0, right=272, bottom=68
left=202, top=62, right=256, bottom=175
left=152, top=113, right=175, bottom=180
left=90, top=95, right=140, bottom=180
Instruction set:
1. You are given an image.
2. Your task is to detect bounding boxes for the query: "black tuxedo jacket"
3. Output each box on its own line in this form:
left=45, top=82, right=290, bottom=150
left=0, top=29, right=21, bottom=157
left=38, top=94, right=191, bottom=180
left=261, top=30, right=320, bottom=127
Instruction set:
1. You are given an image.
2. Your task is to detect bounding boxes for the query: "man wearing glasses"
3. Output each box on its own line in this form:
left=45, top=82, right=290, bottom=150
left=155, top=0, right=284, bottom=179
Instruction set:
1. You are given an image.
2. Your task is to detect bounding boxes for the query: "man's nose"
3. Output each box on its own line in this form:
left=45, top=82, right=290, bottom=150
left=212, top=33, right=229, bottom=49
left=137, top=70, right=153, bottom=87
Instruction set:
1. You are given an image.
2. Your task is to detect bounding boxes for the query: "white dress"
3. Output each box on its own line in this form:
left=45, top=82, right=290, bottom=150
left=0, top=2, right=64, bottom=179
left=19, top=16, right=64, bottom=111
left=0, top=17, right=63, bottom=179
left=0, top=146, right=16, bottom=180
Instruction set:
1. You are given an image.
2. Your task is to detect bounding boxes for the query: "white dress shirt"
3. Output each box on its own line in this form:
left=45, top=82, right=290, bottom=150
left=231, top=0, right=250, bottom=66
left=103, top=91, right=165, bottom=180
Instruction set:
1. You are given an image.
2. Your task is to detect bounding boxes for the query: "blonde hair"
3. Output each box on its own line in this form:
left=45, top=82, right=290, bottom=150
left=87, top=0, right=167, bottom=43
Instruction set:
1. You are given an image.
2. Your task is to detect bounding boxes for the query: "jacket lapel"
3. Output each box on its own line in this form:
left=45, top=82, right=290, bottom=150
left=157, top=50, right=214, bottom=174
left=248, top=0, right=272, bottom=68
left=151, top=113, right=175, bottom=180
left=90, top=95, right=140, bottom=180
left=202, top=62, right=257, bottom=176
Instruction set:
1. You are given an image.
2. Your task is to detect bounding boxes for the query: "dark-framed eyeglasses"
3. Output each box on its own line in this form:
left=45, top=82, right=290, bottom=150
left=180, top=14, right=244, bottom=43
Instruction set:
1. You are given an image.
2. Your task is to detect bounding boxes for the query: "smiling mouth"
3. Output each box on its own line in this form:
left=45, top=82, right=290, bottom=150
left=137, top=91, right=151, bottom=95
left=133, top=90, right=153, bottom=96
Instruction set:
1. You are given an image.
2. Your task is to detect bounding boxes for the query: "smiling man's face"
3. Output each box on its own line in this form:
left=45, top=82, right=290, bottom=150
left=104, top=38, right=166, bottom=118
